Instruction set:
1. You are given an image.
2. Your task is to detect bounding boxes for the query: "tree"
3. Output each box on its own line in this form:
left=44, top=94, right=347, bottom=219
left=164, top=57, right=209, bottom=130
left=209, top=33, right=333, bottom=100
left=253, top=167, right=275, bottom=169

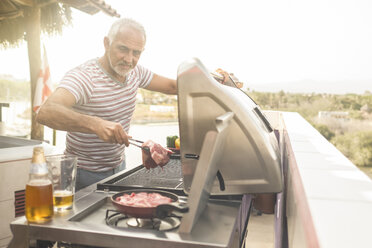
left=1, top=1, right=73, bottom=140
left=0, top=0, right=119, bottom=140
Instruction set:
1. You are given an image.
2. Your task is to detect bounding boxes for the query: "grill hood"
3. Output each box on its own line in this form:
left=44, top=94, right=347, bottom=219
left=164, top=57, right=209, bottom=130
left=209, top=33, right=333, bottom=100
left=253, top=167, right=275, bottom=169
left=177, top=58, right=283, bottom=195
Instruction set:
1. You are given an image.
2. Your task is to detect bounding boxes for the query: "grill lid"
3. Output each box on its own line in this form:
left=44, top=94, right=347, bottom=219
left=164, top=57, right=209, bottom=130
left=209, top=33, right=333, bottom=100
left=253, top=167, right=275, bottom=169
left=177, top=58, right=283, bottom=195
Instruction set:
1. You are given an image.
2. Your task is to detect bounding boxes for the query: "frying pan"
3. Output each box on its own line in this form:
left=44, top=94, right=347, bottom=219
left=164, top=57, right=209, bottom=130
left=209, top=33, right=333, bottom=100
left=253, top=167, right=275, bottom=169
left=111, top=189, right=189, bottom=219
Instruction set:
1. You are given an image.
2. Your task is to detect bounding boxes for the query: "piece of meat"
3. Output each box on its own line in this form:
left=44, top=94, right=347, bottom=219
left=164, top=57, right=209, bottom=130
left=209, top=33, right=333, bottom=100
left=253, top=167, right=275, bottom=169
left=141, top=140, right=172, bottom=169
left=116, top=192, right=172, bottom=208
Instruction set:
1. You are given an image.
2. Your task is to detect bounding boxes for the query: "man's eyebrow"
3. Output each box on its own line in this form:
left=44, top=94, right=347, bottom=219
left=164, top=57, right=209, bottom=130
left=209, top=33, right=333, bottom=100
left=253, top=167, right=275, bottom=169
left=118, top=45, right=142, bottom=52
left=118, top=45, right=129, bottom=49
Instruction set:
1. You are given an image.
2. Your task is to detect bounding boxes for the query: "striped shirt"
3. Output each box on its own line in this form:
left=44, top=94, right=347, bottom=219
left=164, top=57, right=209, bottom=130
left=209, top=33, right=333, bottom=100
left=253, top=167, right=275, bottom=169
left=58, top=59, right=153, bottom=172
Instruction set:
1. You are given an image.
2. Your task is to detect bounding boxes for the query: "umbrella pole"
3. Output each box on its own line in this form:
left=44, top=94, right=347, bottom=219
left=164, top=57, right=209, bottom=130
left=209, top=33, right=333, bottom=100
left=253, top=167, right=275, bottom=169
left=53, top=129, right=56, bottom=146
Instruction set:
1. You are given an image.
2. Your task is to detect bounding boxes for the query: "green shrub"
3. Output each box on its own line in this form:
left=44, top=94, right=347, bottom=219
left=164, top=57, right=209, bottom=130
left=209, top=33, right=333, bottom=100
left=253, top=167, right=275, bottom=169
left=331, top=131, right=372, bottom=167
left=313, top=123, right=336, bottom=141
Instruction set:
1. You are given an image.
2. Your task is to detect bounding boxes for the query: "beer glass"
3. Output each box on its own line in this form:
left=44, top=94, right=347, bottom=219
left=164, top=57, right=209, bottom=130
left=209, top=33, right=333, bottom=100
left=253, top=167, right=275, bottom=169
left=46, top=154, right=77, bottom=211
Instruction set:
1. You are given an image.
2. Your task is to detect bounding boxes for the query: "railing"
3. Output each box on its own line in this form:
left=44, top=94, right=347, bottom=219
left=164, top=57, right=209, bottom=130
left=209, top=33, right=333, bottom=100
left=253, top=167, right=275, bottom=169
left=269, top=111, right=372, bottom=248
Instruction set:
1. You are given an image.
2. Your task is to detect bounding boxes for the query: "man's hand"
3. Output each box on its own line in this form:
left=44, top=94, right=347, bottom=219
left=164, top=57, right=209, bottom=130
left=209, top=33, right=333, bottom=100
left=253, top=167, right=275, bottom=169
left=215, top=68, right=230, bottom=84
left=95, top=119, right=130, bottom=146
left=213, top=68, right=244, bottom=88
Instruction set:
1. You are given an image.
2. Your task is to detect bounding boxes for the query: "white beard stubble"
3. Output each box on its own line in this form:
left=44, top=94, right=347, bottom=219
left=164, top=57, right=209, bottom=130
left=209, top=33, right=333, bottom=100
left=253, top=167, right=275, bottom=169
left=108, top=52, right=133, bottom=78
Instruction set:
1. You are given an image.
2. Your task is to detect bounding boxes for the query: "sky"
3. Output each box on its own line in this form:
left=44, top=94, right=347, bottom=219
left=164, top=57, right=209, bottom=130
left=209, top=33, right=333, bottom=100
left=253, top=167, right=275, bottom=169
left=0, top=0, right=372, bottom=92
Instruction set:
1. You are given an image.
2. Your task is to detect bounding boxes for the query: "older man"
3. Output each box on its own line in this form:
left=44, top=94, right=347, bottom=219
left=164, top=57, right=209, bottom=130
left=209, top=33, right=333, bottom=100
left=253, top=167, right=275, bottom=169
left=37, top=18, right=176, bottom=190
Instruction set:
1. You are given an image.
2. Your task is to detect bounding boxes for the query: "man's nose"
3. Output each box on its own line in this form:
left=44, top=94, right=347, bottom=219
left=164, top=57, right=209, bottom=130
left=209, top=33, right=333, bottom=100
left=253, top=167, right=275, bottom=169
left=123, top=50, right=134, bottom=63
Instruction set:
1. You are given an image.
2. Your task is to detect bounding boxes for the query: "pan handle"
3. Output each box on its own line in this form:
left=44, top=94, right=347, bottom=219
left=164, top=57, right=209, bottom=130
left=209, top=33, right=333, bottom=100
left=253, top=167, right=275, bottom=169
left=155, top=202, right=189, bottom=219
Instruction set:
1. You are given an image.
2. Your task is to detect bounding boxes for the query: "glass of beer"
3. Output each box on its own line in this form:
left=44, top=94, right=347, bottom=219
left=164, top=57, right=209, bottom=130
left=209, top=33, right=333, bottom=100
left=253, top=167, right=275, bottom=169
left=46, top=154, right=77, bottom=211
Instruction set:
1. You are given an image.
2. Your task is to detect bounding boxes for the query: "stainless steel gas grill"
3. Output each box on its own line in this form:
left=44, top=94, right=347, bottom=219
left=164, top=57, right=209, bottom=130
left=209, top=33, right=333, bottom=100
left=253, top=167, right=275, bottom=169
left=9, top=58, right=282, bottom=248
left=9, top=160, right=247, bottom=248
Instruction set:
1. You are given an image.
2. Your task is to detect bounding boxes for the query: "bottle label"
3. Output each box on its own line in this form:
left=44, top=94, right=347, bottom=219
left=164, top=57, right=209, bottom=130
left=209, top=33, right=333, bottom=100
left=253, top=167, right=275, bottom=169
left=30, top=163, right=48, bottom=174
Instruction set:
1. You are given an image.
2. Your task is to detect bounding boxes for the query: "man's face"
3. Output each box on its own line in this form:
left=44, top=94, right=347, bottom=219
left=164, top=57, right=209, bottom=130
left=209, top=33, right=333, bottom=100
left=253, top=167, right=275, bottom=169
left=106, top=26, right=145, bottom=78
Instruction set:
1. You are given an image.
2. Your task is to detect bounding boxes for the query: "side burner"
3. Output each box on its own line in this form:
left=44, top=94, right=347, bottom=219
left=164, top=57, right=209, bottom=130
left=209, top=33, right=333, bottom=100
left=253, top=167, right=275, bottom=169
left=105, top=209, right=181, bottom=231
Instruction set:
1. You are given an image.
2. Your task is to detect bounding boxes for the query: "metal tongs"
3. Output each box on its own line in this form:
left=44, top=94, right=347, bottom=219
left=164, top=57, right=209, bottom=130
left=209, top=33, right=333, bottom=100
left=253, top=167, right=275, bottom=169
left=128, top=138, right=150, bottom=153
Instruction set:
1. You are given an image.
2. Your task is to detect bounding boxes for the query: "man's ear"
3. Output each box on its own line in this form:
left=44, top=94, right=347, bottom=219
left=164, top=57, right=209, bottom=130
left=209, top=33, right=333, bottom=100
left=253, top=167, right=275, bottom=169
left=104, top=37, right=110, bottom=51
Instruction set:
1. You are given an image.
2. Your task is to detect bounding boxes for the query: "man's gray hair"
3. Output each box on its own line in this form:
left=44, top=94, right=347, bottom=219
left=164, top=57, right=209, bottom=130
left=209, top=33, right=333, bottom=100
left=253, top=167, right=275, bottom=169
left=107, top=18, right=146, bottom=45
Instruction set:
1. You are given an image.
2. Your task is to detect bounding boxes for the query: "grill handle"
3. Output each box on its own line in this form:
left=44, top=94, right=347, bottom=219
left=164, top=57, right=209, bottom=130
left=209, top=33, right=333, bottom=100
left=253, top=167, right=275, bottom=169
left=216, top=170, right=225, bottom=191
left=185, top=153, right=199, bottom=159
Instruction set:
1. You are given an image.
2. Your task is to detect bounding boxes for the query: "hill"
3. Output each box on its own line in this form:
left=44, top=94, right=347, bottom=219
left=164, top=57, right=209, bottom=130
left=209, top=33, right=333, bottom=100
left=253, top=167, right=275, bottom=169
left=248, top=80, right=372, bottom=95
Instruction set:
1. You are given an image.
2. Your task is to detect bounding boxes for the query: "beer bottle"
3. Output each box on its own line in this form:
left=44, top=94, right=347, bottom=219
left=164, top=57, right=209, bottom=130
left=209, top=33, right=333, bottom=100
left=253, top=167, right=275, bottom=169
left=25, top=147, right=54, bottom=223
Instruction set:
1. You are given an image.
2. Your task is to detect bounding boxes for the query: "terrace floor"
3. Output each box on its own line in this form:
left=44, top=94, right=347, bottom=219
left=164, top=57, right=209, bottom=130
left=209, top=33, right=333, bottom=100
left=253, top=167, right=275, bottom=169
left=246, top=212, right=275, bottom=247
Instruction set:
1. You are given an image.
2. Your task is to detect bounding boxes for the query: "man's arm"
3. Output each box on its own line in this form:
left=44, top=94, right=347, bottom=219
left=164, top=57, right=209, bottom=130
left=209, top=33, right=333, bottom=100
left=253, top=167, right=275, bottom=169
left=145, top=74, right=177, bottom=95
left=36, top=88, right=130, bottom=145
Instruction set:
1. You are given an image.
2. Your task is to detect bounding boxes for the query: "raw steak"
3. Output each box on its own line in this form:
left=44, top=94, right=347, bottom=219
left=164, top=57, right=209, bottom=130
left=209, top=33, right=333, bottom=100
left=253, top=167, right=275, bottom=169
left=142, top=140, right=172, bottom=169
left=116, top=192, right=172, bottom=207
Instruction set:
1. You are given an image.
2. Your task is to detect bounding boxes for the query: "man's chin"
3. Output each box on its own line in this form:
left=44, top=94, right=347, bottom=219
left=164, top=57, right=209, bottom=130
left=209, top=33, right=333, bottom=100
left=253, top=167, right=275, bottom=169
left=115, top=68, right=132, bottom=77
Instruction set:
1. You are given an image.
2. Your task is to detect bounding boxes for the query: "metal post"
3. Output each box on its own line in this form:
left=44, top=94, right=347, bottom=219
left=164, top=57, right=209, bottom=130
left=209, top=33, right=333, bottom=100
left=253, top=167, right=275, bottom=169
left=0, top=103, right=10, bottom=122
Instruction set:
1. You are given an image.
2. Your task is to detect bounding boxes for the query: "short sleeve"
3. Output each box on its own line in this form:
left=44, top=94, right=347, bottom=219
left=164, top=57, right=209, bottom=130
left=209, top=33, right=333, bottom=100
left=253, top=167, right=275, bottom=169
left=136, top=64, right=154, bottom=89
left=57, top=69, right=93, bottom=105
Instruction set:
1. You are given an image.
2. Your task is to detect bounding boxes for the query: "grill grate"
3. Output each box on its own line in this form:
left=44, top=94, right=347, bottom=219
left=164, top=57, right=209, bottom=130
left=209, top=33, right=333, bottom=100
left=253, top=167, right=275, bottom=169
left=97, top=159, right=183, bottom=192
left=14, top=189, right=25, bottom=217
left=113, top=160, right=183, bottom=188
